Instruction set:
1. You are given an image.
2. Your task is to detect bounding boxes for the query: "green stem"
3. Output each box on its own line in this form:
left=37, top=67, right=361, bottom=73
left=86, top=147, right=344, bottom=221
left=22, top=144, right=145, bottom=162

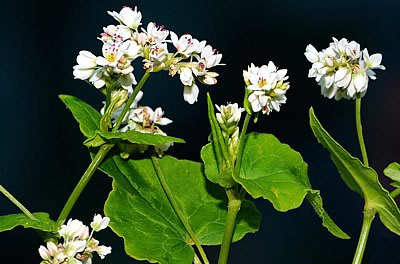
left=234, top=113, right=251, bottom=178
left=355, top=96, right=369, bottom=167
left=150, top=155, right=210, bottom=264
left=112, top=70, right=151, bottom=132
left=217, top=113, right=251, bottom=264
left=193, top=254, right=202, bottom=264
left=105, top=80, right=113, bottom=112
left=390, top=188, right=400, bottom=199
left=56, top=144, right=114, bottom=224
left=218, top=197, right=242, bottom=264
left=0, top=185, right=36, bottom=220
left=352, top=209, right=376, bottom=264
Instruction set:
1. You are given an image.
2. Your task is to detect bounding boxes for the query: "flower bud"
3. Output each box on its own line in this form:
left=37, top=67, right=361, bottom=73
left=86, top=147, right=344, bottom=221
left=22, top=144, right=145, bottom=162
left=38, top=246, right=51, bottom=260
left=215, top=103, right=244, bottom=131
left=228, top=127, right=240, bottom=160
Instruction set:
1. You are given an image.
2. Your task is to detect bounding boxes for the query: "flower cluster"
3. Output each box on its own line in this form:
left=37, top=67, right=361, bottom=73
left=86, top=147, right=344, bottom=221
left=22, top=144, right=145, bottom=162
left=73, top=6, right=224, bottom=104
left=171, top=33, right=225, bottom=104
left=304, top=37, right=385, bottom=100
left=243, top=62, right=290, bottom=115
left=101, top=91, right=174, bottom=154
left=215, top=103, right=244, bottom=161
left=39, top=215, right=111, bottom=264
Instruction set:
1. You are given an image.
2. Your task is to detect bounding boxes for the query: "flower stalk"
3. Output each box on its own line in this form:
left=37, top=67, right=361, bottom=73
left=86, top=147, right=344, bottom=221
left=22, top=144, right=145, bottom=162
left=355, top=95, right=369, bottom=167
left=113, top=70, right=151, bottom=131
left=352, top=94, right=376, bottom=264
left=57, top=72, right=151, bottom=225
left=56, top=144, right=114, bottom=224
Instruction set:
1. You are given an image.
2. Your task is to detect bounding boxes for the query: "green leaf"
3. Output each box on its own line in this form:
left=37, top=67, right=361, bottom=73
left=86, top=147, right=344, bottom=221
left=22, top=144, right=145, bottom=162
left=201, top=143, right=220, bottom=184
left=59, top=95, right=101, bottom=138
left=384, top=162, right=400, bottom=182
left=84, top=130, right=185, bottom=148
left=102, top=154, right=260, bottom=264
left=0, top=212, right=57, bottom=232
left=202, top=132, right=349, bottom=239
left=310, top=107, right=400, bottom=236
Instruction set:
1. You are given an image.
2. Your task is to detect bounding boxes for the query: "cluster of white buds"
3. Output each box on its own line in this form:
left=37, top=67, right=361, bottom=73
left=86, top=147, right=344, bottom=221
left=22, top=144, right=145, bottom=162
left=215, top=103, right=244, bottom=161
left=73, top=6, right=224, bottom=105
left=243, top=62, right=290, bottom=115
left=38, top=215, right=111, bottom=264
left=304, top=37, right=385, bottom=100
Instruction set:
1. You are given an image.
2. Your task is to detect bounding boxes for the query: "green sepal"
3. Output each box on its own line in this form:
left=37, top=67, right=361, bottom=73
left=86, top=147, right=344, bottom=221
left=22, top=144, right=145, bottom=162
left=310, top=107, right=400, bottom=236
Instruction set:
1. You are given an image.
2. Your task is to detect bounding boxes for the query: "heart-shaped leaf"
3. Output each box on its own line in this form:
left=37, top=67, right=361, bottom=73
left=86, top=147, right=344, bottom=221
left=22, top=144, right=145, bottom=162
left=310, top=107, right=400, bottom=236
left=59, top=95, right=101, bottom=138
left=101, top=154, right=260, bottom=264
left=202, top=132, right=349, bottom=239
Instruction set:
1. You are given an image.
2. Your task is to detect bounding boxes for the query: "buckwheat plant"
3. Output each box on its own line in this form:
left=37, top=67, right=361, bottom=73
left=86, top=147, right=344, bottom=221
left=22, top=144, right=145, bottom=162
left=306, top=37, right=400, bottom=264
left=3, top=5, right=399, bottom=264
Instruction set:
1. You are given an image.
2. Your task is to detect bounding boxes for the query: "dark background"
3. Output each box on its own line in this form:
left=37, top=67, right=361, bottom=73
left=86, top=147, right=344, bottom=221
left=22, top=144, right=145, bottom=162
left=1, top=0, right=399, bottom=263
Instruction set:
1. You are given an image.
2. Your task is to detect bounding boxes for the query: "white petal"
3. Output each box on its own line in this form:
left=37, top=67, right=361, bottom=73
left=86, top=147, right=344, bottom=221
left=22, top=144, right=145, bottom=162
left=354, top=73, right=368, bottom=92
left=183, top=84, right=199, bottom=104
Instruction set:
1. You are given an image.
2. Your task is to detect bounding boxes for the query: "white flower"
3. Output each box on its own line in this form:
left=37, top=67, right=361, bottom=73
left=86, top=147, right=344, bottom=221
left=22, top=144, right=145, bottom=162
left=179, top=67, right=194, bottom=86
left=38, top=242, right=58, bottom=260
left=96, top=245, right=112, bottom=259
left=63, top=240, right=86, bottom=257
left=304, top=44, right=319, bottom=64
left=39, top=215, right=112, bottom=264
left=99, top=25, right=132, bottom=43
left=215, top=103, right=244, bottom=125
left=142, top=22, right=169, bottom=44
left=170, top=32, right=205, bottom=57
left=243, top=62, right=290, bottom=115
left=73, top=51, right=97, bottom=80
left=149, top=41, right=169, bottom=63
left=152, top=107, right=173, bottom=126
left=94, top=41, right=139, bottom=90
left=198, top=45, right=224, bottom=69
left=108, top=6, right=142, bottom=30
left=59, top=219, right=86, bottom=241
left=119, top=105, right=174, bottom=154
left=90, top=214, right=110, bottom=232
left=183, top=83, right=199, bottom=104
left=305, top=37, right=385, bottom=100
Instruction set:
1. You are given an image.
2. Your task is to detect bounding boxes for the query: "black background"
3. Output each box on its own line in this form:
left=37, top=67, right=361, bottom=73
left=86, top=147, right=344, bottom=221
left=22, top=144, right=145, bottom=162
left=1, top=0, right=400, bottom=263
